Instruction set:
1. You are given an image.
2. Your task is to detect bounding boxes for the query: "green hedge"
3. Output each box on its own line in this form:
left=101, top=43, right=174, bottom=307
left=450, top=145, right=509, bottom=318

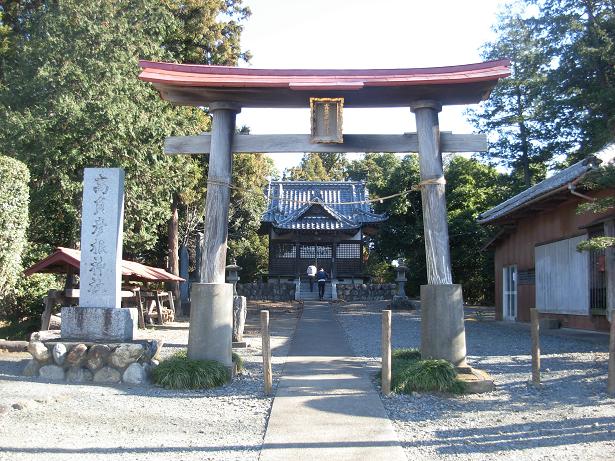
left=0, top=156, right=29, bottom=300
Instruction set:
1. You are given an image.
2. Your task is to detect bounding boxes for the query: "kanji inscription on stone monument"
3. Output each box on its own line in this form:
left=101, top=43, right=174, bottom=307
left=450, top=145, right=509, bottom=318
left=79, top=168, right=125, bottom=309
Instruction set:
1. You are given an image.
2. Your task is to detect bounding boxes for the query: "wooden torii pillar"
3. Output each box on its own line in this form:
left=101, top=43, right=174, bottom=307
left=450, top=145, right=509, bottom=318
left=412, top=100, right=466, bottom=366
left=187, top=102, right=239, bottom=368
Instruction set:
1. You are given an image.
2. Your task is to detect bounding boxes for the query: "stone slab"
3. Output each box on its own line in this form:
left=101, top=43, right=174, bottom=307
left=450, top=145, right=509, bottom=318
left=261, top=302, right=406, bottom=461
left=61, top=306, right=137, bottom=341
left=420, top=284, right=467, bottom=367
left=457, top=367, right=495, bottom=394
left=80, top=168, right=125, bottom=309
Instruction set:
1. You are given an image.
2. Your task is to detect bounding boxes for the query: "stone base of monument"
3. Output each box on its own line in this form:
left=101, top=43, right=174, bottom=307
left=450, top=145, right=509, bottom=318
left=61, top=306, right=137, bottom=342
left=188, top=283, right=233, bottom=368
left=420, top=284, right=467, bottom=367
left=390, top=295, right=419, bottom=310
left=23, top=338, right=162, bottom=385
left=232, top=295, right=247, bottom=343
left=456, top=366, right=495, bottom=394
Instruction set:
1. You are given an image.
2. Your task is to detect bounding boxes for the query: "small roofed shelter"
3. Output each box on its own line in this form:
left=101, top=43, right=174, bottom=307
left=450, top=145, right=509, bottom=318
left=25, top=247, right=185, bottom=329
left=261, top=181, right=386, bottom=280
left=24, top=247, right=184, bottom=283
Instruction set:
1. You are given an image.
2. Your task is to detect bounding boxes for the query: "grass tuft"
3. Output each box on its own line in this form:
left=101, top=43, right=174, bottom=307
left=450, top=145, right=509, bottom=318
left=392, top=348, right=422, bottom=361
left=385, top=348, right=465, bottom=395
left=232, top=352, right=244, bottom=372
left=152, top=350, right=229, bottom=390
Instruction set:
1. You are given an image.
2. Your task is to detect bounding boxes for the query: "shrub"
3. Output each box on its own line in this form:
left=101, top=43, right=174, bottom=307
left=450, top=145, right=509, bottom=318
left=0, top=242, right=61, bottom=338
left=152, top=350, right=231, bottom=390
left=0, top=156, right=29, bottom=300
left=386, top=349, right=465, bottom=395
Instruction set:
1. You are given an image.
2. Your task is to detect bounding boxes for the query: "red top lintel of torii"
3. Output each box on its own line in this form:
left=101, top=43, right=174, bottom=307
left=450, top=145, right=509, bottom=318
left=138, top=59, right=510, bottom=108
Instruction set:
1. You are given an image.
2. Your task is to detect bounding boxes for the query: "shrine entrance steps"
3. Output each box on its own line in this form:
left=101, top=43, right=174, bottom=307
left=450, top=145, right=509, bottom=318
left=260, top=301, right=406, bottom=461
left=297, top=282, right=332, bottom=301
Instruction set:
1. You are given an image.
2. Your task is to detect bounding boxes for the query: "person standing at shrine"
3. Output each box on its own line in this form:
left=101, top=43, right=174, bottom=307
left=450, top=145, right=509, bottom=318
left=307, top=264, right=317, bottom=292
left=316, top=267, right=328, bottom=300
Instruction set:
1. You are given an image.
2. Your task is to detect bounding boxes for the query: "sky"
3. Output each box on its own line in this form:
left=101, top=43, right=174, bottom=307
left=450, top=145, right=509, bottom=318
left=235, top=0, right=508, bottom=174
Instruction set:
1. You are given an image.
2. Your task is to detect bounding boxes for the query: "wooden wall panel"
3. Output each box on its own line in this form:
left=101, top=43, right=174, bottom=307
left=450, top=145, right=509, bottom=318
left=535, top=236, right=589, bottom=315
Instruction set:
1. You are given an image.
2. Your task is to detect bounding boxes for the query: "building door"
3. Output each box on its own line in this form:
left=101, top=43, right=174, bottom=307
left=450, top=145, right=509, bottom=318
left=503, top=265, right=517, bottom=320
left=299, top=243, right=333, bottom=275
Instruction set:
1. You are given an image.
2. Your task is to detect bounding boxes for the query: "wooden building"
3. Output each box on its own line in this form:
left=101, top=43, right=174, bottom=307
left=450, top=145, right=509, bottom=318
left=479, top=146, right=614, bottom=331
left=261, top=180, right=386, bottom=280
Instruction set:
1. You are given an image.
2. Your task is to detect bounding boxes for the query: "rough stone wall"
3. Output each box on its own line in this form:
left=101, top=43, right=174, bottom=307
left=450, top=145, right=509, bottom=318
left=24, top=336, right=161, bottom=385
left=236, top=282, right=295, bottom=301
left=336, top=283, right=397, bottom=302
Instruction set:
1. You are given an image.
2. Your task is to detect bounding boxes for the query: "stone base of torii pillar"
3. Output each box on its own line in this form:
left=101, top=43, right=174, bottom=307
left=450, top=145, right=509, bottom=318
left=420, top=284, right=466, bottom=367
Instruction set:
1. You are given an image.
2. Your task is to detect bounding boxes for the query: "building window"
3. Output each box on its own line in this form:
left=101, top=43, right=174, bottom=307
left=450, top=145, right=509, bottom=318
left=588, top=226, right=607, bottom=313
left=337, top=243, right=361, bottom=259
left=299, top=244, right=332, bottom=259
left=274, top=243, right=296, bottom=259
left=503, top=265, right=517, bottom=320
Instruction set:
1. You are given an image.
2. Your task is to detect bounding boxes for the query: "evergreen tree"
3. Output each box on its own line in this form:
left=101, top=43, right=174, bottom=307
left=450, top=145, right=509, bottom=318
left=532, top=0, right=615, bottom=159
left=468, top=5, right=553, bottom=187
left=0, top=0, right=250, bottom=259
left=287, top=154, right=330, bottom=181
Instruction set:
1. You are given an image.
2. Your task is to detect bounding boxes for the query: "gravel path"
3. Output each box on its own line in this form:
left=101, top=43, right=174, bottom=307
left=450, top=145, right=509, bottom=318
left=334, top=302, right=615, bottom=461
left=0, top=303, right=300, bottom=461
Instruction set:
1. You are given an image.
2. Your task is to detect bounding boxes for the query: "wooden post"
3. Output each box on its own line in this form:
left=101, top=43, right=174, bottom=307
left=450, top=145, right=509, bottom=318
left=606, top=220, right=614, bottom=396
left=530, top=308, right=541, bottom=386
left=605, top=219, right=614, bottom=320
left=410, top=101, right=452, bottom=284
left=167, top=193, right=180, bottom=303
left=382, top=310, right=392, bottom=395
left=135, top=288, right=145, bottom=329
left=609, top=318, right=615, bottom=396
left=201, top=102, right=241, bottom=284
left=155, top=292, right=164, bottom=325
left=261, top=310, right=273, bottom=395
left=167, top=290, right=176, bottom=315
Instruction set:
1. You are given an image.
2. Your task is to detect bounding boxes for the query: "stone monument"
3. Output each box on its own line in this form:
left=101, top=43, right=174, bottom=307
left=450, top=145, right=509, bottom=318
left=61, top=168, right=137, bottom=341
left=226, top=262, right=247, bottom=345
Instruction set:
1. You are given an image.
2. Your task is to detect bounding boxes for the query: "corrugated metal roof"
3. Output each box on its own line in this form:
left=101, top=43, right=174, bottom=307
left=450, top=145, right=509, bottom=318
left=477, top=146, right=615, bottom=224
left=262, top=181, right=386, bottom=231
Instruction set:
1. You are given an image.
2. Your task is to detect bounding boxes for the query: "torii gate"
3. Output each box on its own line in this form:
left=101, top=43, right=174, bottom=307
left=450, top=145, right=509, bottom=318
left=139, top=59, right=510, bottom=369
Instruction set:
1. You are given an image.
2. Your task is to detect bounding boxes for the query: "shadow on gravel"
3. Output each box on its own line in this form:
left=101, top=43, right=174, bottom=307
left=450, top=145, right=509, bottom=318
left=424, top=416, right=615, bottom=454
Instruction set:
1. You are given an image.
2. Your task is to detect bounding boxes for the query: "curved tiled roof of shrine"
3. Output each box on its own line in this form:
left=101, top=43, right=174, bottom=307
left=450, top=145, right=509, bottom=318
left=138, top=59, right=510, bottom=108
left=262, top=181, right=386, bottom=231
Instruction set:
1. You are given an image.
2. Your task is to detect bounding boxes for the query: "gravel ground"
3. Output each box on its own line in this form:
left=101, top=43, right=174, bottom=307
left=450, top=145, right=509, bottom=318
left=0, top=302, right=300, bottom=461
left=334, top=301, right=615, bottom=461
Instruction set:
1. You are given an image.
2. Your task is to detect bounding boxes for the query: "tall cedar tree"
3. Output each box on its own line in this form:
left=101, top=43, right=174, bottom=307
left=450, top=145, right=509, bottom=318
left=467, top=5, right=553, bottom=188
left=531, top=0, right=615, bottom=160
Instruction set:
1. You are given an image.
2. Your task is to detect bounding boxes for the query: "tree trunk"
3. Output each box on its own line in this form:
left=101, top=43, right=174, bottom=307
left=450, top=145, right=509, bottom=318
left=515, top=86, right=531, bottom=188
left=167, top=193, right=180, bottom=302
